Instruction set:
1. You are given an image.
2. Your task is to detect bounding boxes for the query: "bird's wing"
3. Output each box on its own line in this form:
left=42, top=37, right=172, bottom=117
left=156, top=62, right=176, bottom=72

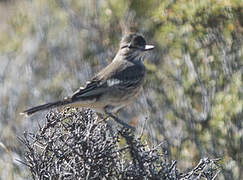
left=71, top=60, right=145, bottom=100
left=71, top=78, right=106, bottom=100
left=102, top=60, right=145, bottom=90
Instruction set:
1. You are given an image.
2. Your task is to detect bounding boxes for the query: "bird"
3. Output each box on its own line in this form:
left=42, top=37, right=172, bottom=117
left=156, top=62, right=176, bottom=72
left=21, top=33, right=154, bottom=128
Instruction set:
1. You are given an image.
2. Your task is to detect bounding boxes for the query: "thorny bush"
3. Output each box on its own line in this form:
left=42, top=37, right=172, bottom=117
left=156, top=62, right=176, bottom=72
left=19, top=108, right=220, bottom=179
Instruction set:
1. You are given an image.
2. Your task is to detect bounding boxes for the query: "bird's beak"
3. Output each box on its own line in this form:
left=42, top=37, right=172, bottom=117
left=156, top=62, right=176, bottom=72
left=143, top=45, right=155, bottom=51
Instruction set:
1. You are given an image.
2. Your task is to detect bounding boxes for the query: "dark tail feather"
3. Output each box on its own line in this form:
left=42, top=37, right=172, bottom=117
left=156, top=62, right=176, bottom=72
left=21, top=99, right=72, bottom=116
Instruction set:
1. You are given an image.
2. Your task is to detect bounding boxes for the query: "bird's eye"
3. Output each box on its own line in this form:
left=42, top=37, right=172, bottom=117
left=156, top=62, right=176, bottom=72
left=121, top=45, right=129, bottom=49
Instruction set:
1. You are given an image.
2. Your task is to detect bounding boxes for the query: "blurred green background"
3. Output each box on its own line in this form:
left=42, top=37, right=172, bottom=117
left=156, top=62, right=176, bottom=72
left=0, top=0, right=242, bottom=179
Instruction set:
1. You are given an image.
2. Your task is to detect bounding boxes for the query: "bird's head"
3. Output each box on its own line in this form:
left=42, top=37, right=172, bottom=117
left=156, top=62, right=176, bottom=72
left=119, top=33, right=154, bottom=61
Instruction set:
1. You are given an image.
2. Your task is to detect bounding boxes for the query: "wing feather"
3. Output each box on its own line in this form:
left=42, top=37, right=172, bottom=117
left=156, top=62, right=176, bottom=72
left=71, top=59, right=145, bottom=100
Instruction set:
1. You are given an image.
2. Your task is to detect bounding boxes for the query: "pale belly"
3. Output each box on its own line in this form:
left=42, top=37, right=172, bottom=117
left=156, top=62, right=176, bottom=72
left=69, top=86, right=143, bottom=113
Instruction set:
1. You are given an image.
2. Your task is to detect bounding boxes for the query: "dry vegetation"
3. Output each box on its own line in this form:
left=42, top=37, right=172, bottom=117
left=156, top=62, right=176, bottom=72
left=20, top=108, right=220, bottom=179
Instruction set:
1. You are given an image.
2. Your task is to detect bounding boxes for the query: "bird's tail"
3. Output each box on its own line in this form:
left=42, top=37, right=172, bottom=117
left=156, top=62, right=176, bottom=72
left=21, top=98, right=72, bottom=116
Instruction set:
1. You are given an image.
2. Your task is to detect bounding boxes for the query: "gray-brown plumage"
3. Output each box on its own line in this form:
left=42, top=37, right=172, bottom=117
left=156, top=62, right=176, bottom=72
left=21, top=33, right=154, bottom=117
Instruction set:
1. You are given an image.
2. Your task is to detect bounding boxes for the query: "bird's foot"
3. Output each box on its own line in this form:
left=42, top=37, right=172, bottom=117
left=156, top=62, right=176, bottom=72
left=104, top=110, right=135, bottom=131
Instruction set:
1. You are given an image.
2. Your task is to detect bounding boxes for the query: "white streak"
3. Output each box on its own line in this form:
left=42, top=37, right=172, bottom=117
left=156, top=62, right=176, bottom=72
left=107, top=79, right=121, bottom=87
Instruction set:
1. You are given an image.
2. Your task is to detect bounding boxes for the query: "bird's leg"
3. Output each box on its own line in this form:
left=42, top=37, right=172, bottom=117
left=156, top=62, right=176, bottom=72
left=96, top=112, right=103, bottom=120
left=96, top=112, right=109, bottom=123
left=106, top=111, right=135, bottom=130
left=104, top=107, right=135, bottom=131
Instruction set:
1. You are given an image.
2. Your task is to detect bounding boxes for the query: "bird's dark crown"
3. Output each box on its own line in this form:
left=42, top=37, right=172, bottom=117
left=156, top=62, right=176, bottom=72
left=120, top=33, right=146, bottom=50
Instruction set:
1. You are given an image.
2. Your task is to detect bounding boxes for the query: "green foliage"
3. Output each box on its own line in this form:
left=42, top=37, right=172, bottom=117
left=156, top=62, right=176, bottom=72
left=144, top=1, right=243, bottom=179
